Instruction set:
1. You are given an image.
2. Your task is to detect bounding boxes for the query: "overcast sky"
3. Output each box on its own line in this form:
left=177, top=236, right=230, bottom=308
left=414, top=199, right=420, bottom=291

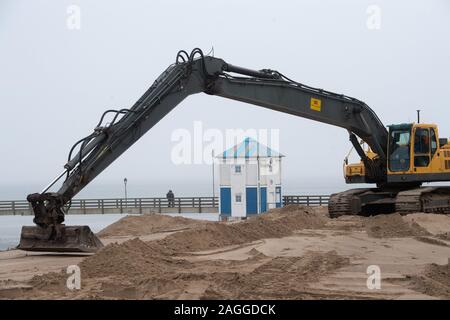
left=0, top=0, right=449, bottom=199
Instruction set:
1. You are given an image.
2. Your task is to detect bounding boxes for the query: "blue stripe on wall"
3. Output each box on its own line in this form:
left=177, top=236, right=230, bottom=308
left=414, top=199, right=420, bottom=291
left=246, top=187, right=258, bottom=214
left=260, top=187, right=267, bottom=213
left=220, top=187, right=231, bottom=216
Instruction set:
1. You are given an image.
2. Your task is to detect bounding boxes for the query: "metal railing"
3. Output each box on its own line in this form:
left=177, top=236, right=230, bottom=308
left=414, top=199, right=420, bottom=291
left=282, top=195, right=330, bottom=206
left=0, top=197, right=219, bottom=215
left=0, top=195, right=330, bottom=216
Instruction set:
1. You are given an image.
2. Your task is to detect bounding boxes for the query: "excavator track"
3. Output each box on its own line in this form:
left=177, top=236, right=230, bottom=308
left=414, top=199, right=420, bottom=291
left=396, top=187, right=450, bottom=214
left=394, top=188, right=426, bottom=213
left=329, top=186, right=450, bottom=218
left=328, top=188, right=371, bottom=218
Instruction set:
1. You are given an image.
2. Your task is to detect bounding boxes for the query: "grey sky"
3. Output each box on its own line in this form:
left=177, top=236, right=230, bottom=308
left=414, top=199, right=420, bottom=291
left=0, top=0, right=449, bottom=199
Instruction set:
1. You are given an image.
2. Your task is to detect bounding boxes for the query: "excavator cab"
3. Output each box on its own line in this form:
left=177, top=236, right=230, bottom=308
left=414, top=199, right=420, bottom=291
left=386, top=123, right=450, bottom=184
left=344, top=123, right=450, bottom=185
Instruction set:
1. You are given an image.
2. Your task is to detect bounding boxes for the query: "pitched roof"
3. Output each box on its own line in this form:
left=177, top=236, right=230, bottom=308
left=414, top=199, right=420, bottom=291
left=218, top=137, right=284, bottom=158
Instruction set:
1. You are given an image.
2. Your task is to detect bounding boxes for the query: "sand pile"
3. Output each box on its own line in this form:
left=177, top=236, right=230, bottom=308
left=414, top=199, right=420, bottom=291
left=27, top=238, right=194, bottom=299
left=203, top=250, right=350, bottom=299
left=29, top=271, right=68, bottom=294
left=437, top=232, right=450, bottom=241
left=79, top=238, right=191, bottom=279
left=26, top=246, right=349, bottom=300
left=158, top=206, right=327, bottom=252
left=10, top=205, right=450, bottom=299
left=414, top=236, right=449, bottom=247
left=97, top=214, right=205, bottom=237
left=365, top=213, right=430, bottom=238
left=97, top=206, right=327, bottom=253
left=19, top=206, right=332, bottom=299
left=402, top=213, right=450, bottom=235
left=408, top=261, right=450, bottom=298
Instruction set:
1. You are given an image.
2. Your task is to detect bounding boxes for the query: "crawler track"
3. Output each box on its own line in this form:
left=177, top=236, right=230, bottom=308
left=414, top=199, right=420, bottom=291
left=328, top=189, right=370, bottom=218
left=328, top=186, right=450, bottom=217
left=396, top=187, right=450, bottom=214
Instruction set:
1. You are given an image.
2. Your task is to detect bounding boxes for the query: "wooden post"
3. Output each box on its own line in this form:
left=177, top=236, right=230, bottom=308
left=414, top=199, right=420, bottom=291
left=178, top=198, right=181, bottom=213
left=199, top=197, right=202, bottom=213
left=12, top=201, right=16, bottom=216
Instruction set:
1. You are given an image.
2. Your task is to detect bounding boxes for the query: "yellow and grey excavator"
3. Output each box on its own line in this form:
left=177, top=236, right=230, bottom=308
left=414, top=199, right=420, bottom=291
left=19, top=48, right=450, bottom=252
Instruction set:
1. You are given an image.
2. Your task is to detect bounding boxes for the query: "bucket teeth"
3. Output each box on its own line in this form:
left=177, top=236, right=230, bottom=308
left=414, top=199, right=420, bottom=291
left=18, top=225, right=104, bottom=253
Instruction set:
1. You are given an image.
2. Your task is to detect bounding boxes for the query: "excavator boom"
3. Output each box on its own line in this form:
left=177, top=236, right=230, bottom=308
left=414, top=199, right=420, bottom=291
left=20, top=48, right=445, bottom=252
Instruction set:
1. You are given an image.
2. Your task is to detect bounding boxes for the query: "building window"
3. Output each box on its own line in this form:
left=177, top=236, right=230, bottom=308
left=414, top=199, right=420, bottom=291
left=234, top=165, right=242, bottom=173
left=235, top=194, right=242, bottom=203
left=276, top=186, right=281, bottom=204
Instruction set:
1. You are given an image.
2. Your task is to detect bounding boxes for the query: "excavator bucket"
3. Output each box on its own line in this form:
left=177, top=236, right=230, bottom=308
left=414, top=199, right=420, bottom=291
left=18, top=225, right=103, bottom=253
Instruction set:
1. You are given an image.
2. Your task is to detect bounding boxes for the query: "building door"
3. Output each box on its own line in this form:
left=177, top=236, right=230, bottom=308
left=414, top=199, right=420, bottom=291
left=220, top=187, right=231, bottom=216
left=246, top=187, right=258, bottom=214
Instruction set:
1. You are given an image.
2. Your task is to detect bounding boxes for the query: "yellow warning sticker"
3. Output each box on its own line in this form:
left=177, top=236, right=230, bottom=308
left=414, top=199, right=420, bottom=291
left=310, top=98, right=322, bottom=111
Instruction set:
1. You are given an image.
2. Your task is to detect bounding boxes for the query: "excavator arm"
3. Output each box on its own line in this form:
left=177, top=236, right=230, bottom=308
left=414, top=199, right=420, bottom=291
left=210, top=68, right=388, bottom=176
left=20, top=48, right=388, bottom=252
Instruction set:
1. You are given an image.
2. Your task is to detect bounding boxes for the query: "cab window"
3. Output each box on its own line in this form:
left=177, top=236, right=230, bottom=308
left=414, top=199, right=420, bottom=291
left=389, top=129, right=411, bottom=172
left=430, top=129, right=438, bottom=156
left=414, top=128, right=430, bottom=167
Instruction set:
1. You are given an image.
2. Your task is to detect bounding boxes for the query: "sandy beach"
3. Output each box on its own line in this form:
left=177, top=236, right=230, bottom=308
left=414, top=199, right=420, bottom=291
left=0, top=206, right=449, bottom=300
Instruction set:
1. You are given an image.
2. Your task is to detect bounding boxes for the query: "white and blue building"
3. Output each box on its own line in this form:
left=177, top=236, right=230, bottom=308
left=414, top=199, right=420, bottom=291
left=217, top=137, right=284, bottom=219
